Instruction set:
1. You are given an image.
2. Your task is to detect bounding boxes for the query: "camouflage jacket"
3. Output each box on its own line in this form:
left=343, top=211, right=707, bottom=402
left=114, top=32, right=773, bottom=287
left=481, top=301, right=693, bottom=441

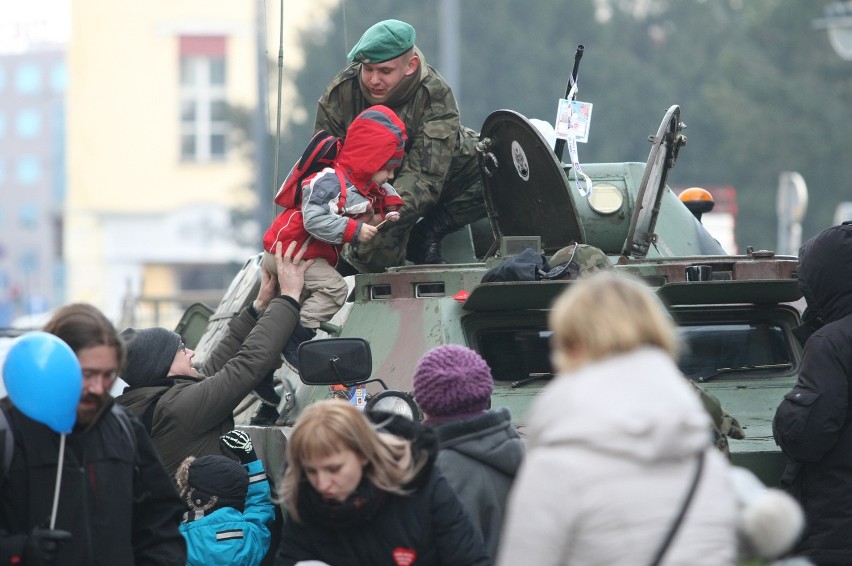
left=315, top=61, right=476, bottom=216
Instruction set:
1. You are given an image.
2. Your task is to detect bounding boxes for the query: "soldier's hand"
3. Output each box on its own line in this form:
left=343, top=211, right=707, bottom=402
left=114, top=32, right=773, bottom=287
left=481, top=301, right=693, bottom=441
left=220, top=429, right=257, bottom=464
left=358, top=224, right=378, bottom=243
left=25, top=527, right=72, bottom=566
left=275, top=241, right=314, bottom=301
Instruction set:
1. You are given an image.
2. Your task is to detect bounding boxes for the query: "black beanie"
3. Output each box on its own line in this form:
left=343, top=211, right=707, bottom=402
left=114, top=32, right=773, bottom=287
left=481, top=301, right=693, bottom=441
left=188, top=455, right=249, bottom=512
left=120, top=327, right=181, bottom=387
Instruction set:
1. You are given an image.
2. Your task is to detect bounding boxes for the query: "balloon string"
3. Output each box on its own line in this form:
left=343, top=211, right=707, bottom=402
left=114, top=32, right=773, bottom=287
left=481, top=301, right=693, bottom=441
left=50, top=434, right=66, bottom=529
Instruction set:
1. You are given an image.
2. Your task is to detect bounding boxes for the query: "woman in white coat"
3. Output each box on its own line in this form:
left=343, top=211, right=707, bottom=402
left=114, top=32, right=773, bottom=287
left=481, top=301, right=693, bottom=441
left=497, top=271, right=739, bottom=566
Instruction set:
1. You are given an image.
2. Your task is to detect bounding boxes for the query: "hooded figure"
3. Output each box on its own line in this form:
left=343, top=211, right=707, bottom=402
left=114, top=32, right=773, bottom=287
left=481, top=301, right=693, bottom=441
left=412, top=344, right=524, bottom=561
left=773, top=222, right=852, bottom=565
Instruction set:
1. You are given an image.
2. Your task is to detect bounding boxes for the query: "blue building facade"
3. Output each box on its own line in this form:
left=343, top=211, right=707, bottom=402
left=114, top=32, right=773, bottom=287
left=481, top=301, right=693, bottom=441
left=0, top=50, right=66, bottom=326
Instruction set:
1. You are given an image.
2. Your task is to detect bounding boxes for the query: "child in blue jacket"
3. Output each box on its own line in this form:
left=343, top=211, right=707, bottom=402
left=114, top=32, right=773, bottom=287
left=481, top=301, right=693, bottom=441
left=175, top=430, right=275, bottom=566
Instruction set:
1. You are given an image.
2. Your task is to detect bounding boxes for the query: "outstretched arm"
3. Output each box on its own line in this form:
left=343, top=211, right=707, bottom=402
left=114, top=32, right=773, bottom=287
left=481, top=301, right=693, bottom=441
left=179, top=241, right=312, bottom=432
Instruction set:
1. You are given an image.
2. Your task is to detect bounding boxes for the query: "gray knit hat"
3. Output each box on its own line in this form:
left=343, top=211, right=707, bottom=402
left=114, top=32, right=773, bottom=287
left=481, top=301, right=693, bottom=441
left=120, top=327, right=182, bottom=387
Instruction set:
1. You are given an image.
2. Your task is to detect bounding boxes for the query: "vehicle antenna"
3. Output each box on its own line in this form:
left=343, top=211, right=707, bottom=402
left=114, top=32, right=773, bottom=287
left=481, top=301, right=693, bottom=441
left=554, top=44, right=584, bottom=162
left=341, top=0, right=349, bottom=57
left=272, top=0, right=285, bottom=196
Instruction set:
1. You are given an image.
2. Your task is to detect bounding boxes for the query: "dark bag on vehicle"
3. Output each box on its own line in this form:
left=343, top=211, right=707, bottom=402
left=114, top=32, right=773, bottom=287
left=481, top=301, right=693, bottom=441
left=481, top=247, right=578, bottom=283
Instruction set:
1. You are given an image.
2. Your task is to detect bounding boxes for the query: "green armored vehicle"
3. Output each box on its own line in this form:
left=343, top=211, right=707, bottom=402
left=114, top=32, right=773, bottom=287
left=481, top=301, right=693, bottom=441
left=180, top=105, right=801, bottom=487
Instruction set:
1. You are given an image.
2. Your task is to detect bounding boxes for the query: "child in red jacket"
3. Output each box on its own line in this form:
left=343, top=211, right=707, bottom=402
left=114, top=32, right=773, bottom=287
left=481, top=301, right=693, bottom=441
left=251, top=105, right=406, bottom=424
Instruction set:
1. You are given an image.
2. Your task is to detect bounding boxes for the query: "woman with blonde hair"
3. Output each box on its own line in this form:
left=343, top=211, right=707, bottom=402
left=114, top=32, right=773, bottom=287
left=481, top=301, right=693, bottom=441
left=497, top=271, right=739, bottom=566
left=274, top=400, right=489, bottom=565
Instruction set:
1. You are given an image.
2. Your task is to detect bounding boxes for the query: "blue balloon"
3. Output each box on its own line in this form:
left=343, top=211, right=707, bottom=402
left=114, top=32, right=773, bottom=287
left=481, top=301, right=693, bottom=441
left=2, top=332, right=82, bottom=434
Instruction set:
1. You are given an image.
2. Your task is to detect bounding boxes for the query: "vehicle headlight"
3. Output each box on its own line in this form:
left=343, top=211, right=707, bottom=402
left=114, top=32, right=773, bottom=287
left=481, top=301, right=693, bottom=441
left=365, top=390, right=421, bottom=421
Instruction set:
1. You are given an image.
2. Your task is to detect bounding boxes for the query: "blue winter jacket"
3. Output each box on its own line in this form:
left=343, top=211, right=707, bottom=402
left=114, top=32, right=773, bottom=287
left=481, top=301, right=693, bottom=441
left=180, top=459, right=275, bottom=566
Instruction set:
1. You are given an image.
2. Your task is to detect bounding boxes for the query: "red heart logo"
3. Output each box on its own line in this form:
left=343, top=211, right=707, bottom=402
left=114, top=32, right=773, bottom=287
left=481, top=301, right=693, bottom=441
left=392, top=547, right=416, bottom=566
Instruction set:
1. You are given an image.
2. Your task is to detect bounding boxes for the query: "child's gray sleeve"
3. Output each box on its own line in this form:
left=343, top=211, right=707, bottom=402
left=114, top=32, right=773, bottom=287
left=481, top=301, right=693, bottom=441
left=301, top=174, right=353, bottom=244
left=382, top=182, right=401, bottom=199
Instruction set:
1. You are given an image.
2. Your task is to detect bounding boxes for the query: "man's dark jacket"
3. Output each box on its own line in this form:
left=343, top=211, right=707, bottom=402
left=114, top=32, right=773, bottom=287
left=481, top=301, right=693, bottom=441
left=117, top=297, right=299, bottom=476
left=0, top=399, right=186, bottom=565
left=773, top=223, right=852, bottom=566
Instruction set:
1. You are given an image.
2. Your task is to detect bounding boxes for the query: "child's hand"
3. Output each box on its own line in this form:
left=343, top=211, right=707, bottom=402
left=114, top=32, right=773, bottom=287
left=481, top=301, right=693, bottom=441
left=358, top=224, right=378, bottom=243
left=220, top=430, right=257, bottom=464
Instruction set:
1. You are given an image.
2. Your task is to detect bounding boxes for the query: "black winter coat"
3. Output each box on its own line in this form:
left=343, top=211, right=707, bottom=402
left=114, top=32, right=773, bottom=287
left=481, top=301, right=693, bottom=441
left=275, top=415, right=490, bottom=566
left=276, top=470, right=489, bottom=566
left=773, top=223, right=852, bottom=566
left=0, top=399, right=186, bottom=565
left=430, top=408, right=523, bottom=561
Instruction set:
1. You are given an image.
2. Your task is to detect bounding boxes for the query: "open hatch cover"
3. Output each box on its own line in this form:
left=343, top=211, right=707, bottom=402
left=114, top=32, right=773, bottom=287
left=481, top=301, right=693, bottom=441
left=622, top=105, right=687, bottom=258
left=478, top=110, right=585, bottom=255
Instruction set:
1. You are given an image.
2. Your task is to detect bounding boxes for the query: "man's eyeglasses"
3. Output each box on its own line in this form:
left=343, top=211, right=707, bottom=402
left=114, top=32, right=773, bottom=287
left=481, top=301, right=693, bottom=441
left=178, top=342, right=187, bottom=354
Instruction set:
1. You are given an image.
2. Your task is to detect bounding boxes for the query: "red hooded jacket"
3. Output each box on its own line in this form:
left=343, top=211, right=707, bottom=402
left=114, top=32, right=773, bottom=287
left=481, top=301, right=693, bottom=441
left=263, top=105, right=406, bottom=266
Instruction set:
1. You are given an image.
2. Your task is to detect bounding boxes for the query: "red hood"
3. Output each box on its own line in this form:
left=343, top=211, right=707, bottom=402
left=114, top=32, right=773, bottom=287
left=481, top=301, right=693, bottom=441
left=336, top=105, right=407, bottom=195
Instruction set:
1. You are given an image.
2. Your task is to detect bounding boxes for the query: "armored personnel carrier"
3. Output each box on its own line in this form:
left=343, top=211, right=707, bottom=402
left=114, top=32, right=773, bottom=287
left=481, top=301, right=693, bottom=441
left=179, top=105, right=801, bottom=487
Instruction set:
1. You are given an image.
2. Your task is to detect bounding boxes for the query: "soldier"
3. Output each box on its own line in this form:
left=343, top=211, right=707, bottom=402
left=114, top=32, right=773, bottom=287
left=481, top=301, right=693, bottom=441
left=315, top=19, right=485, bottom=271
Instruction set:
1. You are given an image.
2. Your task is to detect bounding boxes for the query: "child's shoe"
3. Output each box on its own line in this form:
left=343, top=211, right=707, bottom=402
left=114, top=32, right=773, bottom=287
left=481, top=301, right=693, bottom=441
left=283, top=324, right=318, bottom=370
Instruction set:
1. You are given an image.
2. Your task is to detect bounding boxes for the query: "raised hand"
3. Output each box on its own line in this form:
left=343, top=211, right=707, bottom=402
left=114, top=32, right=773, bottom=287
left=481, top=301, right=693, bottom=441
left=358, top=224, right=379, bottom=243
left=25, top=527, right=72, bottom=566
left=274, top=241, right=314, bottom=301
left=219, top=429, right=257, bottom=464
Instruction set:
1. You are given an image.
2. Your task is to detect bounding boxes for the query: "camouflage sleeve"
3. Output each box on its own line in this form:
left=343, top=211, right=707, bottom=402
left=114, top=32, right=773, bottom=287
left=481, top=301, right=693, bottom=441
left=315, top=66, right=358, bottom=138
left=316, top=97, right=347, bottom=139
left=391, top=81, right=461, bottom=218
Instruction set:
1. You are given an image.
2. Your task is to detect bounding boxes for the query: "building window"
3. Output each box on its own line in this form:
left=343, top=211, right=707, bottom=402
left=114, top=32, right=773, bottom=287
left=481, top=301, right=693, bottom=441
left=15, top=63, right=41, bottom=94
left=19, top=249, right=39, bottom=272
left=16, top=109, right=41, bottom=139
left=179, top=36, right=228, bottom=162
left=16, top=156, right=40, bottom=185
left=50, top=61, right=67, bottom=92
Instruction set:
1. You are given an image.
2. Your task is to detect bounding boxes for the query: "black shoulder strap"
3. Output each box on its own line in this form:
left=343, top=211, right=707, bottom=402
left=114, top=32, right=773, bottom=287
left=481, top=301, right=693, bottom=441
left=140, top=391, right=169, bottom=435
left=647, top=451, right=705, bottom=566
left=111, top=404, right=138, bottom=455
left=335, top=169, right=348, bottom=213
left=0, top=405, right=12, bottom=477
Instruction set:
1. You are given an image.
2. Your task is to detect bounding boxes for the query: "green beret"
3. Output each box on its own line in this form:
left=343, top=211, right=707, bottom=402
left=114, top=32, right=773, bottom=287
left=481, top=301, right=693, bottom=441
left=348, top=19, right=416, bottom=64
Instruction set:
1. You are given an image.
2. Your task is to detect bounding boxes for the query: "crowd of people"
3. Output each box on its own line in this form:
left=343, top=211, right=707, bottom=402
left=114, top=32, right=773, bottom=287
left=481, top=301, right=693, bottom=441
left=0, top=15, right=841, bottom=566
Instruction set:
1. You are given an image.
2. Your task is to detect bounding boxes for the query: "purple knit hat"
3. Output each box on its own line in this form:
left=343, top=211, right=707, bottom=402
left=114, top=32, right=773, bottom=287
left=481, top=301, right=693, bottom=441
left=412, top=344, right=493, bottom=420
